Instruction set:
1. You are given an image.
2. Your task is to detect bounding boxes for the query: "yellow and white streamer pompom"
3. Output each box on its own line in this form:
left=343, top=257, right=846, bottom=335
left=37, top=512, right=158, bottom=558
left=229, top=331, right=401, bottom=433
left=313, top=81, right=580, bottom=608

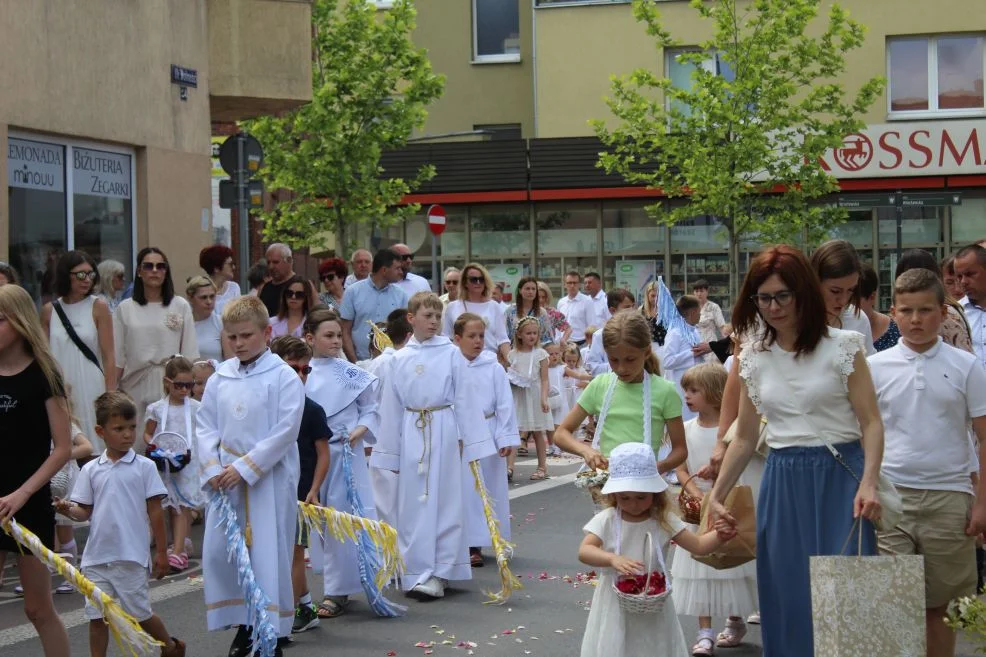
left=469, top=461, right=523, bottom=605
left=2, top=519, right=162, bottom=657
left=297, top=501, right=403, bottom=588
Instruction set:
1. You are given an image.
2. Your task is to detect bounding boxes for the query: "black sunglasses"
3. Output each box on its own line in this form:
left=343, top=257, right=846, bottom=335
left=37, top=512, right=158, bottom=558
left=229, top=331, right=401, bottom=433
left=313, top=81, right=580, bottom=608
left=400, top=254, right=414, bottom=261
left=321, top=273, right=336, bottom=282
left=71, top=270, right=97, bottom=281
left=141, top=262, right=168, bottom=272
left=467, top=276, right=485, bottom=284
left=290, top=365, right=313, bottom=375
left=167, top=379, right=194, bottom=390
left=285, top=289, right=307, bottom=300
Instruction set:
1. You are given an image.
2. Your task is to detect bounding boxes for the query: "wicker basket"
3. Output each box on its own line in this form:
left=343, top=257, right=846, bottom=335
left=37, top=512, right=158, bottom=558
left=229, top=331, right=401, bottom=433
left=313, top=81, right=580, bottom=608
left=677, top=474, right=704, bottom=525
left=613, top=532, right=672, bottom=615
left=145, top=431, right=191, bottom=473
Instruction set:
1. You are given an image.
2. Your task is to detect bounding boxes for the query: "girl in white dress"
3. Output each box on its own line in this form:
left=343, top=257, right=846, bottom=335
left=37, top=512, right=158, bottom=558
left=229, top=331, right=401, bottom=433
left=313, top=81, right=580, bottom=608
left=143, top=356, right=202, bottom=573
left=507, top=317, right=554, bottom=480
left=579, top=442, right=734, bottom=657
left=672, top=363, right=758, bottom=655
left=41, top=250, right=117, bottom=450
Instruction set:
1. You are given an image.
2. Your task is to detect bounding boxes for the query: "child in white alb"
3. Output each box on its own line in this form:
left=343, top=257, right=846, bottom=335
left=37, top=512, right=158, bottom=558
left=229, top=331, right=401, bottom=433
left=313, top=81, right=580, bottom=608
left=661, top=295, right=703, bottom=422
left=672, top=364, right=758, bottom=655
left=56, top=391, right=185, bottom=657
left=143, top=356, right=202, bottom=573
left=579, top=442, right=734, bottom=657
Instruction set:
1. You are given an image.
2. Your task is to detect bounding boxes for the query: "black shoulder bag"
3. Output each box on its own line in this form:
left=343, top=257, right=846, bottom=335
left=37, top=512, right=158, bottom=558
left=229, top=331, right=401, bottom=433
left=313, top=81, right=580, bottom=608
left=52, top=301, right=103, bottom=373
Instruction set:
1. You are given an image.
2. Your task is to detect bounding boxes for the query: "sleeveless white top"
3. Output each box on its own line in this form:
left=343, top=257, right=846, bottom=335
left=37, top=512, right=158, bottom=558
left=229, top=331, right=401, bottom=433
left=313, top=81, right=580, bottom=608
left=739, top=328, right=865, bottom=450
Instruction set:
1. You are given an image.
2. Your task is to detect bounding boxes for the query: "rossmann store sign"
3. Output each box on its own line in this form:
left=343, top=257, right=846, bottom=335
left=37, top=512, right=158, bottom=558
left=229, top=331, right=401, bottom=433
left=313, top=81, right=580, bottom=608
left=820, top=119, right=986, bottom=179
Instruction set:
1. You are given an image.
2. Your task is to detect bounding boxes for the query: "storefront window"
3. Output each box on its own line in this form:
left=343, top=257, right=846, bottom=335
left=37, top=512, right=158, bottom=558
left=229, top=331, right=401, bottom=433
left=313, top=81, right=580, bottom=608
left=876, top=206, right=943, bottom=248
left=470, top=206, right=531, bottom=258
left=7, top=137, right=67, bottom=302
left=536, top=204, right=598, bottom=256
left=951, top=197, right=986, bottom=245
left=6, top=136, right=135, bottom=303
left=602, top=204, right=664, bottom=255
left=826, top=209, right=874, bottom=248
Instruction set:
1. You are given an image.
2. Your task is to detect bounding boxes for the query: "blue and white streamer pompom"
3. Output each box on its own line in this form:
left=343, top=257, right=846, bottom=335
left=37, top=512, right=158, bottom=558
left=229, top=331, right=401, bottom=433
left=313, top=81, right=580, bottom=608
left=208, top=491, right=279, bottom=657
left=657, top=276, right=699, bottom=345
left=342, top=440, right=406, bottom=617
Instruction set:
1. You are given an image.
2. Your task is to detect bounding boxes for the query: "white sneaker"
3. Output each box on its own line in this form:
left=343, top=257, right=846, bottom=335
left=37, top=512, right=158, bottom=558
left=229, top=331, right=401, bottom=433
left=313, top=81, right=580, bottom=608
left=410, top=576, right=444, bottom=599
left=747, top=612, right=760, bottom=625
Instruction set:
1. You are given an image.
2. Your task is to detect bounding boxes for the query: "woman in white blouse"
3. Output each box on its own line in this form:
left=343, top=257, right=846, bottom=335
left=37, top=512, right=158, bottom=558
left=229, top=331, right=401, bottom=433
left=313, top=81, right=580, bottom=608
left=186, top=276, right=228, bottom=362
left=441, top=262, right=510, bottom=365
left=707, top=245, right=884, bottom=657
left=199, top=244, right=241, bottom=315
left=811, top=239, right=875, bottom=355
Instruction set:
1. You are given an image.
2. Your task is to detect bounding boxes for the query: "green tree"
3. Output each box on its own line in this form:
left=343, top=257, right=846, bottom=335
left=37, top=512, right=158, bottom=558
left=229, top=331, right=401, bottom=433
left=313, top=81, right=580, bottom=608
left=247, top=0, right=444, bottom=251
left=592, top=0, right=883, bottom=295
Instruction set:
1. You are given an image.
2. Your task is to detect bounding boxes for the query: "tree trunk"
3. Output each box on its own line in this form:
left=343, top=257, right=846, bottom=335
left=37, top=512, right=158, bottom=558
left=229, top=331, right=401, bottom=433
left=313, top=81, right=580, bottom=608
left=728, top=223, right=740, bottom=303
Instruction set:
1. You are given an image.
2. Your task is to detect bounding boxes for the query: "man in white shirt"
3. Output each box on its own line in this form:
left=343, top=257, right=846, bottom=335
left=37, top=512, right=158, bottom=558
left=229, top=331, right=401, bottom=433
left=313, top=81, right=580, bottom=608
left=390, top=243, right=432, bottom=296
left=954, top=244, right=986, bottom=369
left=869, top=269, right=986, bottom=657
left=583, top=272, right=610, bottom=328
left=556, top=271, right=594, bottom=346
left=584, top=289, right=635, bottom=375
left=439, top=267, right=460, bottom=307
left=343, top=249, right=372, bottom=289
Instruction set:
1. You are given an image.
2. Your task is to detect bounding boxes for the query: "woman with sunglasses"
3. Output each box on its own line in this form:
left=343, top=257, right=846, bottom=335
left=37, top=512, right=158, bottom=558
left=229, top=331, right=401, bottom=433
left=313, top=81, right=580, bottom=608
left=318, top=258, right=347, bottom=311
left=270, top=274, right=318, bottom=340
left=113, top=247, right=199, bottom=425
left=440, top=263, right=511, bottom=365
left=40, top=251, right=117, bottom=450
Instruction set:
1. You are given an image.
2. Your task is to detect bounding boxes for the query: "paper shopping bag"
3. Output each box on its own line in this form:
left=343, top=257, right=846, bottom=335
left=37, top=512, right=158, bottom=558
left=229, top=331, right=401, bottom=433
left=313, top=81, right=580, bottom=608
left=810, top=552, right=925, bottom=657
left=693, top=485, right=756, bottom=569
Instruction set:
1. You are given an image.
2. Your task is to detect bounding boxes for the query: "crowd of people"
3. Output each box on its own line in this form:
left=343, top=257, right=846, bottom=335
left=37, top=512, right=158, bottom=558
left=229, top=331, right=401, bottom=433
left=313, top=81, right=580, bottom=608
left=2, top=235, right=986, bottom=657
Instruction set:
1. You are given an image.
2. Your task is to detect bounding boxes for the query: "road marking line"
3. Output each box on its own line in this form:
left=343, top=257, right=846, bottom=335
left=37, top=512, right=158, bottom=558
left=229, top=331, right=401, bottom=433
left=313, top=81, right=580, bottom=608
left=509, top=471, right=578, bottom=499
left=0, top=576, right=204, bottom=647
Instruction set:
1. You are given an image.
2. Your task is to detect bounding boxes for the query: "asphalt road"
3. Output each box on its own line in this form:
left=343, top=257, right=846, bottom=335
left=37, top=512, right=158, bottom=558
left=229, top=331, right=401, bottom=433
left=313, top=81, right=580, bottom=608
left=0, top=453, right=975, bottom=656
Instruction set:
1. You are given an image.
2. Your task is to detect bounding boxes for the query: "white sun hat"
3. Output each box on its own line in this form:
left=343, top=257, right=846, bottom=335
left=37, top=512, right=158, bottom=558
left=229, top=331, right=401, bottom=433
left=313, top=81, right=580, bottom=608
left=600, top=442, right=668, bottom=495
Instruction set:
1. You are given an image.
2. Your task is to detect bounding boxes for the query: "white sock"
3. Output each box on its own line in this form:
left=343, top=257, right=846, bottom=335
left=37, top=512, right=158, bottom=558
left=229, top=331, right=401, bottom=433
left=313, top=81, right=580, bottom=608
left=60, top=539, right=77, bottom=559
left=698, top=628, right=715, bottom=641
left=299, top=592, right=312, bottom=606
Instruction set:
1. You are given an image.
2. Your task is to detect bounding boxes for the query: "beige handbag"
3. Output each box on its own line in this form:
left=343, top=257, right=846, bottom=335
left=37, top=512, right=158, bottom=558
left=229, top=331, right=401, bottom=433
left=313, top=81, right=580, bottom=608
left=721, top=417, right=769, bottom=458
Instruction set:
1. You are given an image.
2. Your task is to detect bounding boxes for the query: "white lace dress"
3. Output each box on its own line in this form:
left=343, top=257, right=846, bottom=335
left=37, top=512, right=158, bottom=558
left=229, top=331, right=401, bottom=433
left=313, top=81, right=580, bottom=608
left=581, top=507, right=689, bottom=657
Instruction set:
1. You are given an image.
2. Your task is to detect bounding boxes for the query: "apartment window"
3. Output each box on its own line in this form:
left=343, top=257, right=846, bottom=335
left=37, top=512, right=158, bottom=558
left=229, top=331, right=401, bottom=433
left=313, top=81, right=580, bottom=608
left=7, top=134, right=135, bottom=303
left=665, top=49, right=736, bottom=117
left=474, top=123, right=522, bottom=140
left=473, top=0, right=520, bottom=63
left=888, top=35, right=985, bottom=116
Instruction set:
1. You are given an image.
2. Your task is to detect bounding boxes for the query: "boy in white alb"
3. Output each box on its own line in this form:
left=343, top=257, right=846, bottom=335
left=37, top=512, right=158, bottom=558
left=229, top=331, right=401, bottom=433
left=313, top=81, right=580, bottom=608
left=56, top=392, right=185, bottom=657
left=196, top=297, right=304, bottom=657
left=452, top=312, right=520, bottom=566
left=662, top=295, right=703, bottom=422
left=371, top=293, right=494, bottom=599
left=868, top=269, right=986, bottom=657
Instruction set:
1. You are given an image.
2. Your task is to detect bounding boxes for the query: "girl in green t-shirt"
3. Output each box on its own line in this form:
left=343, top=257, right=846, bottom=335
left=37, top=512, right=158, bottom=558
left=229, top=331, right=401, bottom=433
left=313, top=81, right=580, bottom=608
left=554, top=310, right=687, bottom=474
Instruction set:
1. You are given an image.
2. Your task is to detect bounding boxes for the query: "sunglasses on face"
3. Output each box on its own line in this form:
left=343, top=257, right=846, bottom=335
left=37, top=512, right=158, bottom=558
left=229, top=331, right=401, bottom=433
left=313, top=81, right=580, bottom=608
left=321, top=274, right=336, bottom=282
left=141, top=262, right=168, bottom=272
left=290, top=365, right=313, bottom=375
left=71, top=270, right=97, bottom=281
left=285, top=289, right=307, bottom=300
left=167, top=379, right=194, bottom=390
left=445, top=279, right=459, bottom=285
left=467, top=276, right=485, bottom=284
left=400, top=254, right=414, bottom=261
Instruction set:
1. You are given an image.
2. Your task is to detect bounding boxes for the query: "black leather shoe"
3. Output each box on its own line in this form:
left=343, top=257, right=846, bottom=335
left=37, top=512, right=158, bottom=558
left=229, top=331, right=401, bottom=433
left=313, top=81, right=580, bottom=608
left=228, top=626, right=252, bottom=657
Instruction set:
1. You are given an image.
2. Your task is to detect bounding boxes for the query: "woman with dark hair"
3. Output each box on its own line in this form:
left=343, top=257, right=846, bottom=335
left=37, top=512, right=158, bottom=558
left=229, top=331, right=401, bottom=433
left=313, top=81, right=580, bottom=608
left=246, top=258, right=269, bottom=297
left=113, top=247, right=198, bottom=424
left=858, top=265, right=900, bottom=352
left=895, top=248, right=973, bottom=352
left=318, top=258, right=347, bottom=310
left=39, top=251, right=117, bottom=448
left=269, top=274, right=317, bottom=339
left=708, top=245, right=884, bottom=657
left=0, top=261, right=20, bottom=286
left=199, top=244, right=240, bottom=315
left=810, top=239, right=876, bottom=355
left=504, top=276, right=553, bottom=345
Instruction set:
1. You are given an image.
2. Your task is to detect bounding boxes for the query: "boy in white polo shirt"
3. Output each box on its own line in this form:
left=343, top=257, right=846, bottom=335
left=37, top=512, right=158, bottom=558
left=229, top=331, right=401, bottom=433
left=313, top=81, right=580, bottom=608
left=868, top=268, right=986, bottom=657
left=55, top=391, right=185, bottom=657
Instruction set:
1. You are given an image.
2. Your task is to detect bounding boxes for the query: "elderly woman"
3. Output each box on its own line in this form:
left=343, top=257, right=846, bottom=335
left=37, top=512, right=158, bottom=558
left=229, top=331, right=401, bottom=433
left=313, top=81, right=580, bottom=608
left=199, top=244, right=240, bottom=315
left=94, top=259, right=126, bottom=312
left=318, top=258, right=347, bottom=310
left=536, top=281, right=571, bottom=344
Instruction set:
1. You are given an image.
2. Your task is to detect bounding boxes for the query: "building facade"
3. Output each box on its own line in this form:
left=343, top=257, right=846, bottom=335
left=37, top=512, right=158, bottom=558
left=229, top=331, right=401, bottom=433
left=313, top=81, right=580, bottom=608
left=0, top=0, right=312, bottom=301
left=375, top=0, right=986, bottom=311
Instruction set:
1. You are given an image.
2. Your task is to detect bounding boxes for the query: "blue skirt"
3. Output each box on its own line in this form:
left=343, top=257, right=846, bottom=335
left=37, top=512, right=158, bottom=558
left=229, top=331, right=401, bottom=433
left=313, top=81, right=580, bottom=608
left=756, top=440, right=876, bottom=657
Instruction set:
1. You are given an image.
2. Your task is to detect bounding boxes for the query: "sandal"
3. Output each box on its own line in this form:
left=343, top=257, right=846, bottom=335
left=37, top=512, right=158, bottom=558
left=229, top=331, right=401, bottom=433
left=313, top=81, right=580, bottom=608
left=506, top=468, right=514, bottom=482
left=692, top=637, right=715, bottom=656
left=715, top=618, right=747, bottom=648
left=530, top=468, right=547, bottom=481
left=168, top=552, right=189, bottom=573
left=317, top=598, right=346, bottom=619
left=516, top=447, right=529, bottom=456
left=469, top=548, right=484, bottom=567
